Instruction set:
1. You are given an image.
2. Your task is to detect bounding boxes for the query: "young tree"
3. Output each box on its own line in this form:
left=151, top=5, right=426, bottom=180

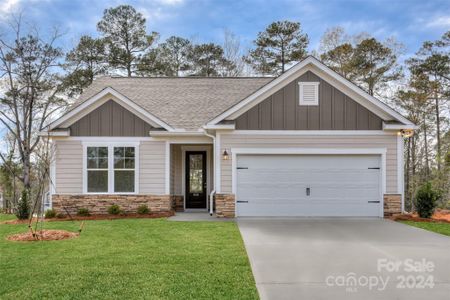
left=245, top=20, right=309, bottom=75
left=63, top=35, right=108, bottom=96
left=188, top=43, right=234, bottom=77
left=97, top=5, right=158, bottom=76
left=0, top=18, right=65, bottom=218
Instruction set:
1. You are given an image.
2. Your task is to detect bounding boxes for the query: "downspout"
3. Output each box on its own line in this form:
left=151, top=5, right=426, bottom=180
left=203, top=129, right=216, bottom=216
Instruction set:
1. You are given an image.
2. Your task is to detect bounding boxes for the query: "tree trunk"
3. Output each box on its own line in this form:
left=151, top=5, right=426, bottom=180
left=435, top=94, right=441, bottom=171
left=423, top=114, right=430, bottom=178
left=405, top=137, right=411, bottom=211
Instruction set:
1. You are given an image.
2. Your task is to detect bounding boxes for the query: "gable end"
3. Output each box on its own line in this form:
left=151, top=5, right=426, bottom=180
left=69, top=100, right=154, bottom=136
left=235, top=71, right=383, bottom=130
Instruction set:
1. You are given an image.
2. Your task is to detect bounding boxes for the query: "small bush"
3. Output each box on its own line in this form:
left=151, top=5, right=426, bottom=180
left=15, top=189, right=30, bottom=220
left=77, top=208, right=90, bottom=216
left=137, top=205, right=149, bottom=214
left=56, top=213, right=65, bottom=219
left=45, top=209, right=56, bottom=218
left=415, top=182, right=440, bottom=218
left=108, top=204, right=121, bottom=215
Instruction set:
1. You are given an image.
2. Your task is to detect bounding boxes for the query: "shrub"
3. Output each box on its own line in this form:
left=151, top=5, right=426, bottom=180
left=77, top=208, right=90, bottom=216
left=15, top=189, right=30, bottom=220
left=108, top=204, right=121, bottom=215
left=45, top=209, right=56, bottom=218
left=415, top=182, right=440, bottom=218
left=56, top=213, right=65, bottom=219
left=137, top=205, right=149, bottom=214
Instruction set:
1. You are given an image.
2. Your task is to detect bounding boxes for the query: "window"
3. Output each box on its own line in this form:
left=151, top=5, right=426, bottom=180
left=114, top=147, right=135, bottom=193
left=84, top=144, right=138, bottom=194
left=299, top=82, right=320, bottom=106
left=87, top=147, right=108, bottom=192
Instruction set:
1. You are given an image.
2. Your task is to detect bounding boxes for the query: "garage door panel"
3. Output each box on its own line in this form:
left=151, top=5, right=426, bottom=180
left=236, top=154, right=381, bottom=217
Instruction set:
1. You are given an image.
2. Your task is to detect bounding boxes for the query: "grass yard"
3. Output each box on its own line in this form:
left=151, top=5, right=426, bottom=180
left=401, top=221, right=450, bottom=237
left=0, top=214, right=17, bottom=222
left=0, top=218, right=258, bottom=300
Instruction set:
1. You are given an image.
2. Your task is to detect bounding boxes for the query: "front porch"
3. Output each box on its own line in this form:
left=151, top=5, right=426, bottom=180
left=169, top=143, right=236, bottom=218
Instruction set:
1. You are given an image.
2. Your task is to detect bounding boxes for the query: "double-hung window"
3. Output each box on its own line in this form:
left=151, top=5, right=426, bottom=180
left=85, top=144, right=138, bottom=194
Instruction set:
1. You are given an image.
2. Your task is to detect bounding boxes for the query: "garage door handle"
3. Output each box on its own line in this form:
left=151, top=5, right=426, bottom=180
left=237, top=200, right=248, bottom=203
left=368, top=201, right=380, bottom=203
left=237, top=167, right=248, bottom=170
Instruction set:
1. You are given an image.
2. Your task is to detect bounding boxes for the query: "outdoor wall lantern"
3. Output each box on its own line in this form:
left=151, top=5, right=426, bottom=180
left=399, top=129, right=414, bottom=138
left=222, top=150, right=229, bottom=160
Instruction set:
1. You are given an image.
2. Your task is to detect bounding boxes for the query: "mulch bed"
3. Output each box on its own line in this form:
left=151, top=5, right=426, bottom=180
left=391, top=209, right=450, bottom=224
left=7, top=230, right=79, bottom=242
left=1, top=211, right=174, bottom=225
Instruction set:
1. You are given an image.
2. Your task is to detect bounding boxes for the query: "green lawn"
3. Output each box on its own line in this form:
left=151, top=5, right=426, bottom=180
left=0, top=214, right=16, bottom=222
left=0, top=218, right=258, bottom=300
left=401, top=221, right=450, bottom=237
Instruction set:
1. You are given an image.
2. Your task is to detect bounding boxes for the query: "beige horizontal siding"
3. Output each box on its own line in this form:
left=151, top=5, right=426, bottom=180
left=55, top=140, right=83, bottom=194
left=219, top=133, right=398, bottom=194
left=139, top=141, right=166, bottom=194
left=54, top=139, right=167, bottom=195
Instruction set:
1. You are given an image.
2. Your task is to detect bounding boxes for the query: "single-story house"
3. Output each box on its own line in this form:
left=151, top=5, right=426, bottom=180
left=42, top=56, right=416, bottom=218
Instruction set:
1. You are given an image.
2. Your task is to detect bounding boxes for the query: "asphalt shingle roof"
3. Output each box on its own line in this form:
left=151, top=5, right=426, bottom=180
left=73, top=77, right=274, bottom=130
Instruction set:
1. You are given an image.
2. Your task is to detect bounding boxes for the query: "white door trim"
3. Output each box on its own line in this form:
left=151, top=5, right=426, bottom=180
left=231, top=147, right=387, bottom=217
left=181, top=145, right=212, bottom=211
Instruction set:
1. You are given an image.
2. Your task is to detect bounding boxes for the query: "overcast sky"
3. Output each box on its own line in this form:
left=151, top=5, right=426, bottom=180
left=1, top=0, right=449, bottom=59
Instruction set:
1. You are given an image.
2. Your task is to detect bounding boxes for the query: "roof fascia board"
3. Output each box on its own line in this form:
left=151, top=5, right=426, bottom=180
left=49, top=87, right=174, bottom=131
left=207, top=56, right=414, bottom=126
left=383, top=123, right=418, bottom=130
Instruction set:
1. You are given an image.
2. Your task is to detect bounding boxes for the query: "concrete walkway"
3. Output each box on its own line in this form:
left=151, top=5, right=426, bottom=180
left=238, top=218, right=450, bottom=300
left=168, top=211, right=234, bottom=222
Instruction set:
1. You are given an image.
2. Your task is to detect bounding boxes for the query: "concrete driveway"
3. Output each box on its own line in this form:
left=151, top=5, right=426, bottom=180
left=238, top=218, right=450, bottom=300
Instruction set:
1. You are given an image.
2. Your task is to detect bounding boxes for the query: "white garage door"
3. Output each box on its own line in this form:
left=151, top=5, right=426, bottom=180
left=236, top=154, right=381, bottom=217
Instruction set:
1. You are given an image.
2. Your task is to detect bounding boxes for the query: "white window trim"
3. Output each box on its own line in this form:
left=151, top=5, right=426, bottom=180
left=82, top=142, right=140, bottom=194
left=231, top=147, right=387, bottom=218
left=299, top=81, right=320, bottom=106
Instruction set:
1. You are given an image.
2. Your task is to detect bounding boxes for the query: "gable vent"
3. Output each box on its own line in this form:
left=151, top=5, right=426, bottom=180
left=299, top=82, right=320, bottom=106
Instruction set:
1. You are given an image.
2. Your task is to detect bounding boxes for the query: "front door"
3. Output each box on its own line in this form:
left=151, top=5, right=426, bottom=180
left=185, top=151, right=207, bottom=209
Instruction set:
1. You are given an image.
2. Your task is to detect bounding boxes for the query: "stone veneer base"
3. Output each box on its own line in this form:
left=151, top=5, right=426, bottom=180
left=384, top=194, right=402, bottom=217
left=215, top=194, right=235, bottom=218
left=52, top=194, right=172, bottom=216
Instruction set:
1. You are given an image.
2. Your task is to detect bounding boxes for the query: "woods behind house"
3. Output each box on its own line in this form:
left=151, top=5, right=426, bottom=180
left=0, top=5, right=449, bottom=218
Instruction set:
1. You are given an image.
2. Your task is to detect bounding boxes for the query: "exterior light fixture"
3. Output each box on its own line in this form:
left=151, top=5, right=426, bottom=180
left=222, top=150, right=229, bottom=160
left=400, top=129, right=414, bottom=138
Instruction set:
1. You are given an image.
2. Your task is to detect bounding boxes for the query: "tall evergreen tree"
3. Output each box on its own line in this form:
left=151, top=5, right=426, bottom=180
left=408, top=33, right=450, bottom=171
left=352, top=38, right=402, bottom=96
left=139, top=36, right=192, bottom=76
left=188, top=43, right=234, bottom=77
left=245, top=21, right=309, bottom=75
left=63, top=36, right=108, bottom=96
left=97, top=5, right=158, bottom=76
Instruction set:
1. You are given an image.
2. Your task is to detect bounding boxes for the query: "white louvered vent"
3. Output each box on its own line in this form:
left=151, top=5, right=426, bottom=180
left=299, top=82, right=320, bottom=106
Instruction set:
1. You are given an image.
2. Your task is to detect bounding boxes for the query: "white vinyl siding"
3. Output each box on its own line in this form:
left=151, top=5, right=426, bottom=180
left=219, top=133, right=398, bottom=194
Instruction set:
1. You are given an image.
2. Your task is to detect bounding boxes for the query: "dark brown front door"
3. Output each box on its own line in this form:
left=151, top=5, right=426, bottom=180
left=185, top=151, right=207, bottom=209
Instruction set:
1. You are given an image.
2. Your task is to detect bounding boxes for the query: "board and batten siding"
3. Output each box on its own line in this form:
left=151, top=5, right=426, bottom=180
left=69, top=100, right=153, bottom=136
left=54, top=139, right=167, bottom=195
left=235, top=71, right=383, bottom=130
left=219, top=133, right=398, bottom=194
